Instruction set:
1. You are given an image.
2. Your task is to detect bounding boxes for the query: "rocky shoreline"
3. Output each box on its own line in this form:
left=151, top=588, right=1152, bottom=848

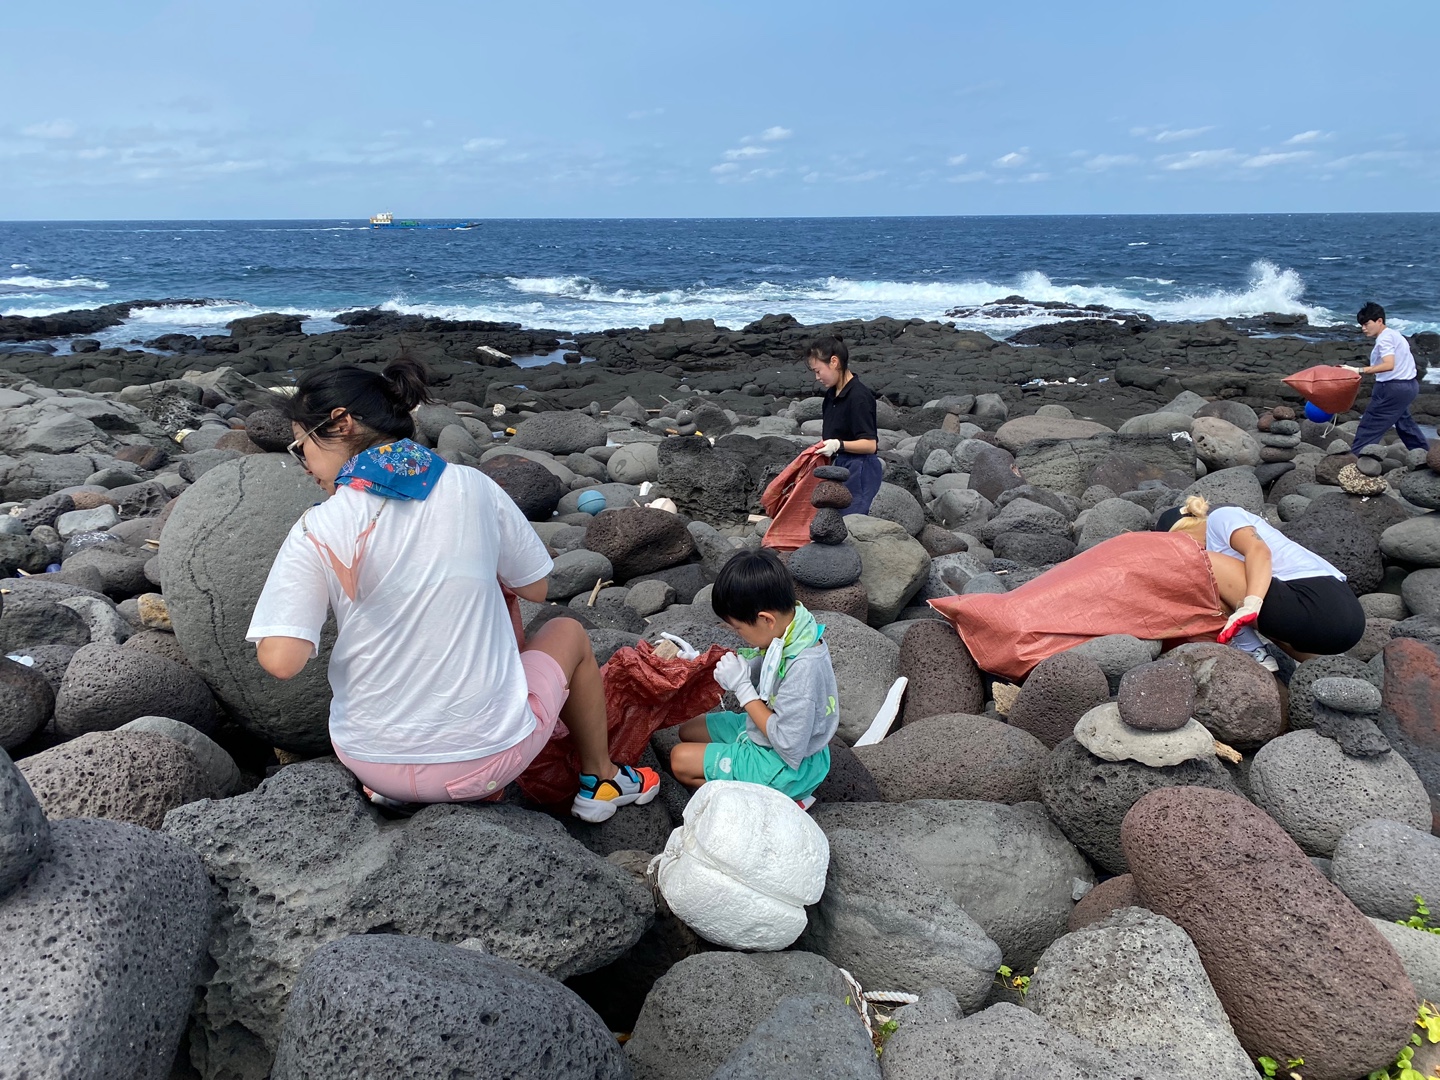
left=3, top=302, right=1440, bottom=1079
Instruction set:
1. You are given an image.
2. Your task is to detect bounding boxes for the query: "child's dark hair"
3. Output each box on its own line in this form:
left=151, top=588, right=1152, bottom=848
left=283, top=355, right=432, bottom=453
left=713, top=548, right=796, bottom=625
left=1357, top=301, right=1386, bottom=325
left=803, top=336, right=849, bottom=372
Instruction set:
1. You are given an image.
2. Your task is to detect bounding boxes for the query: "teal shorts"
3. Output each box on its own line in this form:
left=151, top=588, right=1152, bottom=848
left=701, top=711, right=831, bottom=800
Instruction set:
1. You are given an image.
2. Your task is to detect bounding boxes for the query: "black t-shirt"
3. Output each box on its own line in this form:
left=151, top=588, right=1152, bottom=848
left=822, top=375, right=878, bottom=443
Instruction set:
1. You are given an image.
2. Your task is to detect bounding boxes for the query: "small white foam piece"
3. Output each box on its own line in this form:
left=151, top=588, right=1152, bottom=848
left=853, top=676, right=908, bottom=747
left=6, top=654, right=34, bottom=667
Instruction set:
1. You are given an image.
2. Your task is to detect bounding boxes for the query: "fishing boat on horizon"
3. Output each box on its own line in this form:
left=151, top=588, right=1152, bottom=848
left=369, top=212, right=479, bottom=230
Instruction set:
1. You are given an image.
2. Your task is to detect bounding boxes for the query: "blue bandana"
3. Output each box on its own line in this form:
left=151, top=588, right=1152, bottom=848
left=335, top=439, right=446, bottom=501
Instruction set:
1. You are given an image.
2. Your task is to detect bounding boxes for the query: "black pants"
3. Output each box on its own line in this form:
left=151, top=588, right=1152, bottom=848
left=1258, top=575, right=1365, bottom=654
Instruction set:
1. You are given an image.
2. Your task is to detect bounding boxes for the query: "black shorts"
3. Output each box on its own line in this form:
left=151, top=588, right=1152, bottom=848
left=1257, top=575, right=1365, bottom=655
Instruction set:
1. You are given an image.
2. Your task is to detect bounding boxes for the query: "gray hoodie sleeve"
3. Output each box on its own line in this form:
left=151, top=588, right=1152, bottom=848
left=744, top=644, right=840, bottom=769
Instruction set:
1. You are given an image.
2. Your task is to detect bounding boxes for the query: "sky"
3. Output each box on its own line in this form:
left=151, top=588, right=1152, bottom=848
left=3, top=0, right=1437, bottom=219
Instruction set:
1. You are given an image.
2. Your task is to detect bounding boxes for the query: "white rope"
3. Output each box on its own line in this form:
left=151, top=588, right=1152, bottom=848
left=863, top=990, right=920, bottom=1005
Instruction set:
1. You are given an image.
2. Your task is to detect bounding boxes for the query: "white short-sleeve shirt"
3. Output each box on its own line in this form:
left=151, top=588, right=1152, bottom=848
left=247, top=464, right=554, bottom=764
left=1205, top=506, right=1345, bottom=583
left=1372, top=327, right=1417, bottom=382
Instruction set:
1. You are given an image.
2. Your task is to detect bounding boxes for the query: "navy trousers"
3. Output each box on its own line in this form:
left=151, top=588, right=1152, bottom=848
left=1352, top=378, right=1428, bottom=453
left=834, top=451, right=883, bottom=516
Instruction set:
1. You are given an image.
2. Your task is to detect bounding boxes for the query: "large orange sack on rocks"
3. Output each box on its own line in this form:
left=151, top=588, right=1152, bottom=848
left=762, top=444, right=827, bottom=551
left=929, top=531, right=1227, bottom=681
left=515, top=640, right=726, bottom=806
left=1282, top=364, right=1361, bottom=415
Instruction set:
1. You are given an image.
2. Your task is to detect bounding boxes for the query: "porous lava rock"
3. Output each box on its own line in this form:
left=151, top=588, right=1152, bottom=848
left=0, top=656, right=55, bottom=751
left=854, top=713, right=1048, bottom=803
left=1169, top=642, right=1283, bottom=748
left=1331, top=817, right=1440, bottom=922
left=510, top=410, right=606, bottom=455
left=0, top=747, right=49, bottom=899
left=1377, top=637, right=1440, bottom=831
left=53, top=642, right=216, bottom=737
left=1116, top=658, right=1195, bottom=732
left=583, top=506, right=697, bottom=581
left=478, top=454, right=564, bottom=520
left=1007, top=651, right=1112, bottom=748
left=1067, top=873, right=1141, bottom=931
left=896, top=620, right=984, bottom=723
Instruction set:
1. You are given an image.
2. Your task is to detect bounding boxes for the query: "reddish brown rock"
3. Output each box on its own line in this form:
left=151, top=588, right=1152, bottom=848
left=854, top=713, right=1047, bottom=803
left=1122, top=787, right=1416, bottom=1080
left=1378, top=636, right=1440, bottom=832
left=1067, top=874, right=1142, bottom=931
left=1116, top=658, right=1195, bottom=732
left=792, top=582, right=869, bottom=624
left=1168, top=642, right=1283, bottom=749
left=69, top=490, right=117, bottom=511
left=114, top=444, right=170, bottom=471
left=1315, top=453, right=1358, bottom=486
left=214, top=429, right=265, bottom=455
left=1008, top=652, right=1112, bottom=749
left=898, top=620, right=984, bottom=724
left=582, top=506, right=696, bottom=581
left=810, top=481, right=852, bottom=510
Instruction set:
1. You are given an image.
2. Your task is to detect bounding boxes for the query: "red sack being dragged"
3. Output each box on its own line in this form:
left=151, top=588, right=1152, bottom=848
left=1282, top=364, right=1362, bottom=416
left=515, top=640, right=727, bottom=806
left=928, top=531, right=1227, bottom=682
left=762, top=443, right=828, bottom=551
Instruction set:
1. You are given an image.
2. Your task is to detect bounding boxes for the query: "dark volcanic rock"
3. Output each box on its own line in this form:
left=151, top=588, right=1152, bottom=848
left=479, top=454, right=564, bottom=520
left=1116, top=658, right=1196, bottom=732
left=53, top=641, right=216, bottom=737
left=1378, top=637, right=1440, bottom=831
left=1008, top=652, right=1113, bottom=749
left=583, top=507, right=698, bottom=581
left=897, top=619, right=985, bottom=723
left=854, top=713, right=1048, bottom=803
left=658, top=437, right=755, bottom=524
left=0, top=657, right=56, bottom=751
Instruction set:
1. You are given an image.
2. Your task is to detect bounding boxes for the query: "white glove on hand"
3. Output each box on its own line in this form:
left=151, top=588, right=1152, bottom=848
left=658, top=632, right=700, bottom=661
left=1342, top=364, right=1368, bottom=374
left=714, top=651, right=760, bottom=707
left=819, top=439, right=842, bottom=457
left=1218, top=594, right=1264, bottom=644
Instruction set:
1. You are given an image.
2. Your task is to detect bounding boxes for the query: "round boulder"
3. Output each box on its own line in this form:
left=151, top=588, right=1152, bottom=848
left=271, top=935, right=630, bottom=1080
left=1116, top=658, right=1196, bottom=732
left=583, top=507, right=697, bottom=582
left=17, top=730, right=214, bottom=828
left=1168, top=642, right=1283, bottom=748
left=607, top=442, right=659, bottom=485
left=896, top=620, right=984, bottom=723
left=0, top=657, right=55, bottom=751
left=53, top=643, right=216, bottom=738
left=787, top=542, right=863, bottom=589
left=158, top=456, right=336, bottom=753
left=1008, top=651, right=1112, bottom=748
left=1121, top=787, right=1418, bottom=1080
left=0, top=746, right=50, bottom=899
left=1331, top=817, right=1440, bottom=922
left=1067, top=874, right=1141, bottom=931
left=1250, top=729, right=1432, bottom=857
left=478, top=454, right=564, bottom=521
left=1288, top=654, right=1381, bottom=730
left=854, top=713, right=1048, bottom=803
left=510, top=411, right=607, bottom=456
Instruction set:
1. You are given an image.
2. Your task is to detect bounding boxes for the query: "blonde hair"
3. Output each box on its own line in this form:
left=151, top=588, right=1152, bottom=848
left=1169, top=495, right=1211, bottom=530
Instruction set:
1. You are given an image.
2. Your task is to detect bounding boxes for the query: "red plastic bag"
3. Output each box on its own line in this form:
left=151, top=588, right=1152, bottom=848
left=515, top=640, right=727, bottom=806
left=762, top=444, right=827, bottom=551
left=928, top=532, right=1227, bottom=681
left=1282, top=365, right=1361, bottom=415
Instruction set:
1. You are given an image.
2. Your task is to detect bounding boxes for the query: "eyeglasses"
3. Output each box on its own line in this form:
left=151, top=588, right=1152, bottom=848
left=287, top=410, right=348, bottom=470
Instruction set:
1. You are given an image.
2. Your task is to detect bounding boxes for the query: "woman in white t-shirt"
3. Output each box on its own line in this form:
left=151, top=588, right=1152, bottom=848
left=1156, top=496, right=1365, bottom=666
left=1346, top=301, right=1428, bottom=455
left=247, top=357, right=659, bottom=822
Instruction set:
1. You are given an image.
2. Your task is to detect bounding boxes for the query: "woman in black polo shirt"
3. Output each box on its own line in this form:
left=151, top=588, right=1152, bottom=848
left=806, top=336, right=882, bottom=515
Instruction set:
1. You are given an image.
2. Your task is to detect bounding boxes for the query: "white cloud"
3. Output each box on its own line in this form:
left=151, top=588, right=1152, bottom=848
left=710, top=162, right=739, bottom=174
left=1018, top=172, right=1049, bottom=183
left=993, top=150, right=1027, bottom=168
left=463, top=138, right=506, bottom=152
left=947, top=154, right=968, bottom=166
left=837, top=169, right=884, bottom=183
left=22, top=120, right=76, bottom=139
left=1284, top=130, right=1329, bottom=145
left=1082, top=153, right=1138, bottom=171
left=627, top=108, right=665, bottom=120
left=1152, top=126, right=1214, bottom=143
left=803, top=171, right=820, bottom=183
left=760, top=126, right=792, bottom=141
left=1242, top=150, right=1313, bottom=168
left=1159, top=148, right=1241, bottom=170
left=1326, top=149, right=1404, bottom=169
left=723, top=145, right=770, bottom=160
left=947, top=170, right=988, bottom=183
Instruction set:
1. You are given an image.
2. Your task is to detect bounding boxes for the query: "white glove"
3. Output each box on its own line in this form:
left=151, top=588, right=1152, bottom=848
left=1343, top=364, right=1368, bottom=374
left=819, top=439, right=842, bottom=457
left=658, top=632, right=700, bottom=661
left=714, top=651, right=760, bottom=707
left=1218, top=594, right=1263, bottom=644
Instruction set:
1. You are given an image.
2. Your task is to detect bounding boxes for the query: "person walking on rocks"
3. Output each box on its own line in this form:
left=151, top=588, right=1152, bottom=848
left=806, top=336, right=883, bottom=515
left=669, top=549, right=837, bottom=806
left=247, top=357, right=660, bottom=821
left=1155, top=496, right=1364, bottom=666
left=1345, top=301, right=1429, bottom=454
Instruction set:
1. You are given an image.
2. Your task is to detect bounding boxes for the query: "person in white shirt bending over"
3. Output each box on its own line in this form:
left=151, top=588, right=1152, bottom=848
left=246, top=356, right=659, bottom=821
left=1346, top=301, right=1429, bottom=454
left=1155, top=497, right=1365, bottom=669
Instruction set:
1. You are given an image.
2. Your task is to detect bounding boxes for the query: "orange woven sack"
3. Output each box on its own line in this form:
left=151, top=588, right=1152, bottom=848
left=514, top=640, right=726, bottom=806
left=928, top=532, right=1227, bottom=681
left=762, top=443, right=827, bottom=551
left=1282, top=365, right=1361, bottom=415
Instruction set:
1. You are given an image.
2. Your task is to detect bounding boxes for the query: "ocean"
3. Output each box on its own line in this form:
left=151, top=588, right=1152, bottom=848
left=2, top=215, right=1438, bottom=348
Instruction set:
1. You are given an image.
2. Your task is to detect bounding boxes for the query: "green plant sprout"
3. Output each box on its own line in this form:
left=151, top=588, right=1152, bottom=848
left=1400, top=896, right=1440, bottom=936
left=1258, top=1055, right=1305, bottom=1079
left=995, top=964, right=1030, bottom=998
left=1367, top=1001, right=1440, bottom=1080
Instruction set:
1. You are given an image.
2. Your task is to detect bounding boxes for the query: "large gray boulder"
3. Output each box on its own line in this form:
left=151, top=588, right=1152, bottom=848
left=270, top=935, right=630, bottom=1080
left=53, top=642, right=216, bottom=737
left=0, top=818, right=212, bottom=1080
left=162, top=761, right=652, bottom=1080
left=626, top=951, right=852, bottom=1080
left=1369, top=918, right=1440, bottom=1004
left=880, top=997, right=1133, bottom=1080
left=1331, top=817, right=1440, bottom=921
left=119, top=714, right=244, bottom=796
left=819, top=611, right=900, bottom=743
left=0, top=655, right=55, bottom=751
left=0, top=746, right=49, bottom=899
left=160, top=455, right=335, bottom=753
left=846, top=516, right=931, bottom=624
left=511, top=410, right=607, bottom=455
left=1250, top=729, right=1431, bottom=857
left=855, top=713, right=1047, bottom=803
left=712, top=994, right=881, bottom=1080
left=1027, top=907, right=1255, bottom=1080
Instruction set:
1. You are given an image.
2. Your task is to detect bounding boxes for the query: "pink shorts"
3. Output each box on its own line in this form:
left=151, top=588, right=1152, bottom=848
left=334, top=650, right=570, bottom=803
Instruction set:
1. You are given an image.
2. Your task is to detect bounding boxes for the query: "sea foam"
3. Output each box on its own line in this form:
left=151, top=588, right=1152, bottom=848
left=0, top=275, right=109, bottom=290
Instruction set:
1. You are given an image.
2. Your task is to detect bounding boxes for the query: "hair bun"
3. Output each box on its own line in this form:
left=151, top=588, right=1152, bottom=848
left=380, top=355, right=433, bottom=412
